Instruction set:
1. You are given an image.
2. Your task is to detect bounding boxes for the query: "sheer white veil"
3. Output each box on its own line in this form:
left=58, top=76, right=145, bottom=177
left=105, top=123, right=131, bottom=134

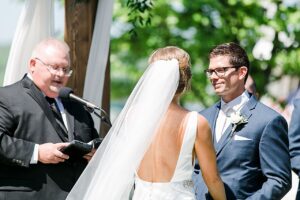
left=67, top=59, right=180, bottom=200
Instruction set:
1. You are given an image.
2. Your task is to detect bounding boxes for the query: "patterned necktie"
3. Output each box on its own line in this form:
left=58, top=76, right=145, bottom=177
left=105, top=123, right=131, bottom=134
left=45, top=97, right=68, bottom=135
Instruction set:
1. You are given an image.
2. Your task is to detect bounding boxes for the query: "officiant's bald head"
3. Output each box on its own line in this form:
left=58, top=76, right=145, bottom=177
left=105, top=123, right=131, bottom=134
left=28, top=38, right=71, bottom=98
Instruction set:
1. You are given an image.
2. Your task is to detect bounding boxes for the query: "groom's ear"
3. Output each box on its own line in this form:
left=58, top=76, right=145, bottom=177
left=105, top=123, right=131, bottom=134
left=238, top=66, right=248, bottom=80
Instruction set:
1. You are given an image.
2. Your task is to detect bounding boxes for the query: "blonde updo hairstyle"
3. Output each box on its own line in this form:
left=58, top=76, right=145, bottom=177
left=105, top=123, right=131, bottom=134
left=148, top=46, right=191, bottom=95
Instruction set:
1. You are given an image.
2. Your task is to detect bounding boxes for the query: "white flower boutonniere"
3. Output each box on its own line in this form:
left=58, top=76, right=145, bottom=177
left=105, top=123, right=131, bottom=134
left=229, top=111, right=248, bottom=137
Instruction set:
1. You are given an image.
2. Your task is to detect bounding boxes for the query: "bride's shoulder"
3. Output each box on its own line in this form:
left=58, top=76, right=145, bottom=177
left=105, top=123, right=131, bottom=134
left=183, top=111, right=208, bottom=125
left=191, top=112, right=210, bottom=132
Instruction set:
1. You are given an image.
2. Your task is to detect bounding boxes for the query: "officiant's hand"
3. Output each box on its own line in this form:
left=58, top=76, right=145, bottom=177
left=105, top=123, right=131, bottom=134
left=83, top=148, right=96, bottom=162
left=38, top=143, right=70, bottom=164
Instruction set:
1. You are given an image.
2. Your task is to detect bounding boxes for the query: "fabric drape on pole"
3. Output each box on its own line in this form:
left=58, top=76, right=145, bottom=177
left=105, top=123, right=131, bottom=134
left=3, top=0, right=54, bottom=86
left=83, top=0, right=114, bottom=131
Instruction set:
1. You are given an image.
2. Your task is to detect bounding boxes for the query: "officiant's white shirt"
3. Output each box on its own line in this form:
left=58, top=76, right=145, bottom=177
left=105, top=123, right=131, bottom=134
left=27, top=73, right=69, bottom=164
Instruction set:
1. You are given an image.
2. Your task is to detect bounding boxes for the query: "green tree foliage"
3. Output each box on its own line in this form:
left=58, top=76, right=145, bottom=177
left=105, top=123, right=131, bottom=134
left=111, top=0, right=300, bottom=107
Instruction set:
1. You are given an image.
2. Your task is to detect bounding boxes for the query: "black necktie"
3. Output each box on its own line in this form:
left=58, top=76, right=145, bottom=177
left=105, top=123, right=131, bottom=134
left=45, top=97, right=68, bottom=135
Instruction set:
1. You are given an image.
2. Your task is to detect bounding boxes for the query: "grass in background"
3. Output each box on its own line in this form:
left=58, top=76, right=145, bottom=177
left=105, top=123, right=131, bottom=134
left=0, top=45, right=10, bottom=85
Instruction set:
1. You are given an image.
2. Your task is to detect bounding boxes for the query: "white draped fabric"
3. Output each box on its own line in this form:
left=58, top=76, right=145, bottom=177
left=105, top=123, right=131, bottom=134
left=83, top=0, right=115, bottom=131
left=3, top=0, right=54, bottom=86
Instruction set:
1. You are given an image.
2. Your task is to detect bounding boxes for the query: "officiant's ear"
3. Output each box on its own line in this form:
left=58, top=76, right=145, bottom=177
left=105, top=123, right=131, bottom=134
left=29, top=58, right=37, bottom=73
left=238, top=66, right=248, bottom=80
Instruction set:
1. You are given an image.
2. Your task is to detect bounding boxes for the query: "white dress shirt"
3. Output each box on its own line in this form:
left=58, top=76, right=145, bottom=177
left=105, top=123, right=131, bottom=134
left=27, top=73, right=69, bottom=164
left=215, top=91, right=250, bottom=142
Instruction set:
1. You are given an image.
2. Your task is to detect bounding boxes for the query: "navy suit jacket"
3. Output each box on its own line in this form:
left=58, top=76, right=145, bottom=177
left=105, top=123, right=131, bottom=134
left=194, top=94, right=291, bottom=200
left=289, top=98, right=300, bottom=200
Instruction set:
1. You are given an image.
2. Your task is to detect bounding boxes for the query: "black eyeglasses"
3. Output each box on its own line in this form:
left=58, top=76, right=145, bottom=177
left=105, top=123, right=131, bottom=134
left=204, top=66, right=240, bottom=78
left=35, top=58, right=73, bottom=77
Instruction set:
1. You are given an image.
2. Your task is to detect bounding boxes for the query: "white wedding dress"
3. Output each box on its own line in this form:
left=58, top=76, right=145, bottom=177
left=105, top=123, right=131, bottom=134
left=132, top=112, right=198, bottom=200
left=67, top=59, right=193, bottom=200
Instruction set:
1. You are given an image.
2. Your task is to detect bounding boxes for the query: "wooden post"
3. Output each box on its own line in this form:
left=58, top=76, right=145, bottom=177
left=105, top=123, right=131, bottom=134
left=64, top=0, right=110, bottom=135
left=64, top=0, right=97, bottom=96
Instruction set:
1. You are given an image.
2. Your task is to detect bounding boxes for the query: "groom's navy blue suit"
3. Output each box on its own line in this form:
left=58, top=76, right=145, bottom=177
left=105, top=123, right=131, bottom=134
left=194, top=93, right=291, bottom=200
left=289, top=98, right=300, bottom=200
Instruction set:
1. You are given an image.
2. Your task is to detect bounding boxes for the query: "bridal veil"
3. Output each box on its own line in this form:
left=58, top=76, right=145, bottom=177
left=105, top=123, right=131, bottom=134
left=67, top=59, right=180, bottom=200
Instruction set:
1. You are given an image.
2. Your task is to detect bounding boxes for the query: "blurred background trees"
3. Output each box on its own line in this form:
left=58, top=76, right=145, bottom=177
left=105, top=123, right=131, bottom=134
left=1, top=0, right=300, bottom=111
left=110, top=0, right=300, bottom=109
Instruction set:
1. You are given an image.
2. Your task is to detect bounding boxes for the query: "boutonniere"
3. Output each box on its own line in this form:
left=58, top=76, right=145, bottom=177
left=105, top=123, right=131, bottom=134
left=229, top=111, right=248, bottom=137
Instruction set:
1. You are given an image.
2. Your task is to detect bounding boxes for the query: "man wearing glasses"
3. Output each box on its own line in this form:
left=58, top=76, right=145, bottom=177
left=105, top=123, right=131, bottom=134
left=194, top=42, right=291, bottom=199
left=0, top=38, right=99, bottom=200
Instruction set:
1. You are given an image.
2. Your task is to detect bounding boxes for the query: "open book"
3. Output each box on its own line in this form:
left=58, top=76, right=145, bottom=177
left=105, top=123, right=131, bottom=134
left=60, top=138, right=103, bottom=160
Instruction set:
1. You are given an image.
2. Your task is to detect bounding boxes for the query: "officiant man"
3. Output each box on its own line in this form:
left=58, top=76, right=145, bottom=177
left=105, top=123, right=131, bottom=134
left=193, top=42, right=291, bottom=199
left=0, top=38, right=99, bottom=200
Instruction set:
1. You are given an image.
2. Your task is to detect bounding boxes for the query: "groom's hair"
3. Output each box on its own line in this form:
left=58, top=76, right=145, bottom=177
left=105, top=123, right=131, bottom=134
left=209, top=42, right=250, bottom=82
left=148, top=46, right=192, bottom=94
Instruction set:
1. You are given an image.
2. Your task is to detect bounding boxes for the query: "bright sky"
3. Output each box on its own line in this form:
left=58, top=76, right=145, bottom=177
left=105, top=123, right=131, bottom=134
left=0, top=0, right=22, bottom=45
left=0, top=0, right=64, bottom=45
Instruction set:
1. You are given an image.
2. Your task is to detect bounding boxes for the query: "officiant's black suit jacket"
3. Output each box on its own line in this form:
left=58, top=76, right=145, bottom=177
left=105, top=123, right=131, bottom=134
left=0, top=76, right=99, bottom=200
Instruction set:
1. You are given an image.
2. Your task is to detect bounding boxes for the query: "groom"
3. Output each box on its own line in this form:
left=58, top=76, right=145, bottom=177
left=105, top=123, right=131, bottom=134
left=194, top=42, right=291, bottom=199
left=289, top=98, right=300, bottom=200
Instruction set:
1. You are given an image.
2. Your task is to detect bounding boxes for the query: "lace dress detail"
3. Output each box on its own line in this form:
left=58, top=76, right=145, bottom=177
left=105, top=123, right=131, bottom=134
left=132, top=112, right=198, bottom=200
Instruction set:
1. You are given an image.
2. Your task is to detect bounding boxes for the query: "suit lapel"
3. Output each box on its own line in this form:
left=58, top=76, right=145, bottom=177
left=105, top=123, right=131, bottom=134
left=215, top=94, right=257, bottom=156
left=216, top=124, right=233, bottom=156
left=211, top=102, right=221, bottom=149
left=210, top=100, right=232, bottom=155
left=240, top=95, right=256, bottom=121
left=22, top=76, right=69, bottom=142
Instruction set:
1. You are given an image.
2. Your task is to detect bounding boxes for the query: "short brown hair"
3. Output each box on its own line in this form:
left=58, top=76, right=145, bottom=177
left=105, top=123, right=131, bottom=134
left=209, top=42, right=250, bottom=81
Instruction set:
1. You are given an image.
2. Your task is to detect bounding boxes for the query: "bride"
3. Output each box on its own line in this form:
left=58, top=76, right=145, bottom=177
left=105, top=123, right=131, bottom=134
left=67, top=46, right=226, bottom=200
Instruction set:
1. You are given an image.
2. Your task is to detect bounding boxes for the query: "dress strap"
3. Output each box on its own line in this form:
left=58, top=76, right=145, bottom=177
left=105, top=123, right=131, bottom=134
left=171, top=111, right=198, bottom=182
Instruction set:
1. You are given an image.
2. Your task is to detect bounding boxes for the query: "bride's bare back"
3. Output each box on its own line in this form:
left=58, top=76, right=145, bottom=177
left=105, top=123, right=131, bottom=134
left=137, top=103, right=190, bottom=182
left=137, top=101, right=227, bottom=200
left=136, top=46, right=226, bottom=199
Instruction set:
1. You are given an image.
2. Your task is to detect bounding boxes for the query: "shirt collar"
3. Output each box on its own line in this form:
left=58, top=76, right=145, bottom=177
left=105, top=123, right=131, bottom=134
left=221, top=91, right=250, bottom=115
left=27, top=73, right=33, bottom=80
